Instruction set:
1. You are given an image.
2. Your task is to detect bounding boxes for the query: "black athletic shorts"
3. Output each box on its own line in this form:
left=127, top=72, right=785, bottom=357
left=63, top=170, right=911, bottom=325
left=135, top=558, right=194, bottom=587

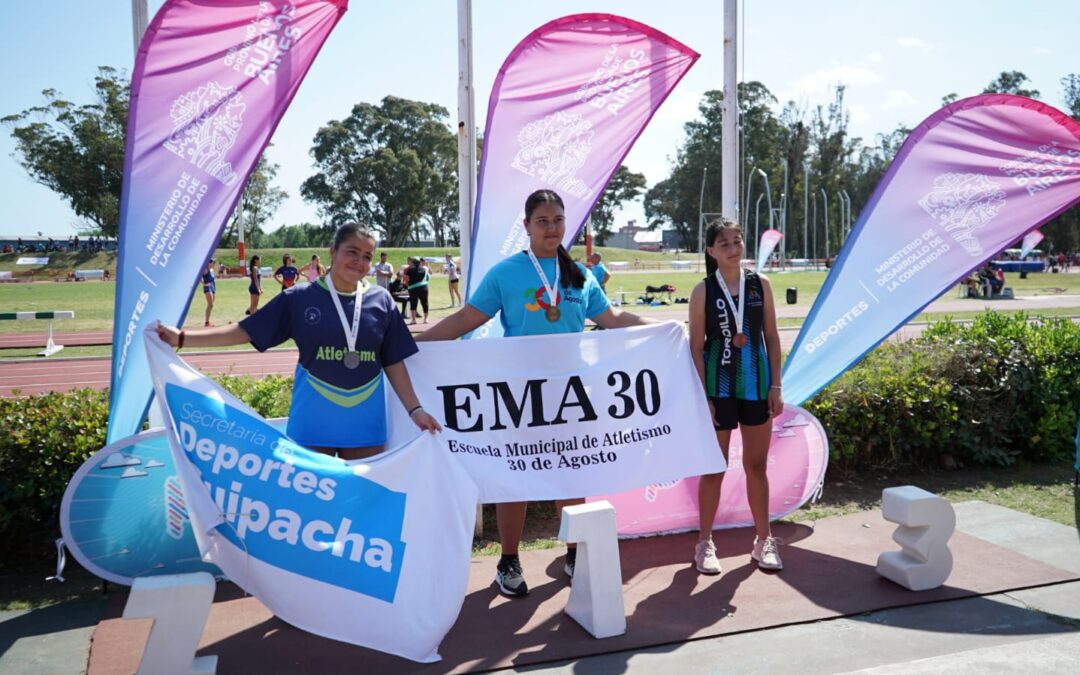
left=709, top=397, right=770, bottom=430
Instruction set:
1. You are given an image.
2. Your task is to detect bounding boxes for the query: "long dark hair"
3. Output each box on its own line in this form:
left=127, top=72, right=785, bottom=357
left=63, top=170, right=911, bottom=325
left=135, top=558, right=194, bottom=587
left=332, top=222, right=377, bottom=250
left=248, top=255, right=261, bottom=273
left=703, top=217, right=744, bottom=278
left=524, top=189, right=585, bottom=289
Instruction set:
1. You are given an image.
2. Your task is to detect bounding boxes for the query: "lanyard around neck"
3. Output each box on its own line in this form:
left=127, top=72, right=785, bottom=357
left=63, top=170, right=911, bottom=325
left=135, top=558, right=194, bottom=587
left=714, top=268, right=745, bottom=334
left=526, top=249, right=560, bottom=307
left=326, top=275, right=363, bottom=354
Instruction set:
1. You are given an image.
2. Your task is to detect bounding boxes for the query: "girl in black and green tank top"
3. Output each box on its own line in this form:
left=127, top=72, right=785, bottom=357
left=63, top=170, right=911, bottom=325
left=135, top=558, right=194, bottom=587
left=688, top=218, right=785, bottom=575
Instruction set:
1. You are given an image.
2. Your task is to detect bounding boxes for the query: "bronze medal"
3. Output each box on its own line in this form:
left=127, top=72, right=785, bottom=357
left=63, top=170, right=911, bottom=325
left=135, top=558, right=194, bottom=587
left=545, top=305, right=561, bottom=322
left=732, top=333, right=747, bottom=348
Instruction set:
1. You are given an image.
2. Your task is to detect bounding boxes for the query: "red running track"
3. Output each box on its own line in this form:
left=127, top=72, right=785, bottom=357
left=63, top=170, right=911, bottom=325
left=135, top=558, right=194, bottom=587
left=0, top=330, right=113, bottom=348
left=0, top=348, right=299, bottom=397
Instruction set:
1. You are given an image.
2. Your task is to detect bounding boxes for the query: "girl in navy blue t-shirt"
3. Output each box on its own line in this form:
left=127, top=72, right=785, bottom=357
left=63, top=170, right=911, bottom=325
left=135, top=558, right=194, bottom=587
left=158, top=224, right=440, bottom=460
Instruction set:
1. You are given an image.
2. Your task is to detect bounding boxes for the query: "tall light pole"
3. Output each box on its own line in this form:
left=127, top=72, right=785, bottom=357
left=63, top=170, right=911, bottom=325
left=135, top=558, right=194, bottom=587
left=736, top=125, right=744, bottom=221
left=744, top=164, right=757, bottom=229
left=698, top=165, right=708, bottom=258
left=132, top=0, right=149, bottom=55
left=754, top=193, right=764, bottom=257
left=840, top=189, right=852, bottom=242
left=802, top=161, right=809, bottom=259
left=820, top=189, right=830, bottom=262
left=457, top=0, right=476, bottom=289
left=756, top=168, right=774, bottom=230
left=721, top=0, right=738, bottom=220
left=780, top=160, right=789, bottom=265
left=810, top=192, right=817, bottom=265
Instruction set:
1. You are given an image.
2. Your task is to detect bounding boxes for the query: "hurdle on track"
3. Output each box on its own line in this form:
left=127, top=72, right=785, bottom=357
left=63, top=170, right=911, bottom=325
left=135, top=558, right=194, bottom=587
left=0, top=311, right=75, bottom=356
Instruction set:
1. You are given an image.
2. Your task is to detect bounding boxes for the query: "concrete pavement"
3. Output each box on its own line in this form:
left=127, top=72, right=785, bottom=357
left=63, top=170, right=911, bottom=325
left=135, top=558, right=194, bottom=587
left=2, top=500, right=1077, bottom=674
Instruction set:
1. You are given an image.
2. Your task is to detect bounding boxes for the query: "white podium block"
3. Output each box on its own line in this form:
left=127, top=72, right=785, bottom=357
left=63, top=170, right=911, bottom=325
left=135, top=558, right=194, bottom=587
left=876, top=485, right=955, bottom=591
left=558, top=501, right=626, bottom=639
left=123, top=572, right=218, bottom=675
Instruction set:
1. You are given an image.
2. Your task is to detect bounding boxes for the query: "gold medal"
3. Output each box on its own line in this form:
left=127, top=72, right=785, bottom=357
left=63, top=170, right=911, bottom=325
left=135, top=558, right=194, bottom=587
left=732, top=333, right=747, bottom=348
left=545, top=305, right=561, bottom=322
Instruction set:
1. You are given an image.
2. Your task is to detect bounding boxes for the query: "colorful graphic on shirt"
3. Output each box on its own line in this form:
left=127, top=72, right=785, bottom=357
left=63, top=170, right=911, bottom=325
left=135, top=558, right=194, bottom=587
left=524, top=286, right=560, bottom=312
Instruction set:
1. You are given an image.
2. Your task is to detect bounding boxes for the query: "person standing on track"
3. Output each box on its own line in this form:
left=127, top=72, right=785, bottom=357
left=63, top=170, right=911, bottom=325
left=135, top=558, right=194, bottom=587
left=274, top=255, right=300, bottom=291
left=246, top=255, right=263, bottom=316
left=202, top=259, right=216, bottom=327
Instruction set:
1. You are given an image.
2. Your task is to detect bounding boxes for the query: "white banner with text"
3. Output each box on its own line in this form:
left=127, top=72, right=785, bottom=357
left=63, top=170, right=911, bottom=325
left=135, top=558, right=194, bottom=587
left=386, top=321, right=726, bottom=502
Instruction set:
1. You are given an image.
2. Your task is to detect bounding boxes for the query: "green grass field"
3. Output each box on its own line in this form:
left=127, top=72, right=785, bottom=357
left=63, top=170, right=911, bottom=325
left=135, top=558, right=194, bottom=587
left=2, top=249, right=1079, bottom=359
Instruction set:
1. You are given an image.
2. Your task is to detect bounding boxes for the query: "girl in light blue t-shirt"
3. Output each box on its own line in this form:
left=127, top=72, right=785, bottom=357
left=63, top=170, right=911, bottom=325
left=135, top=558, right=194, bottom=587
left=419, top=189, right=653, bottom=598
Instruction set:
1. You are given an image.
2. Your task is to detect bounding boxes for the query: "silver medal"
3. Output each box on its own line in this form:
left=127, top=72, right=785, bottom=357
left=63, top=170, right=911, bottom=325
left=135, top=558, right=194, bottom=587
left=343, top=351, right=361, bottom=369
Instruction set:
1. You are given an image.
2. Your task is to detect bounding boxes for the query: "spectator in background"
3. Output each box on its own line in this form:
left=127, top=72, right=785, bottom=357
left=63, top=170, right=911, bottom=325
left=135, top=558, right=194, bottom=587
left=444, top=254, right=462, bottom=307
left=589, top=252, right=611, bottom=292
left=306, top=254, right=326, bottom=283
left=962, top=271, right=982, bottom=298
left=978, top=262, right=1003, bottom=295
left=247, top=255, right=263, bottom=315
left=274, top=255, right=300, bottom=290
left=389, top=269, right=410, bottom=315
left=374, top=252, right=394, bottom=289
left=406, top=257, right=431, bottom=324
left=202, top=259, right=217, bottom=326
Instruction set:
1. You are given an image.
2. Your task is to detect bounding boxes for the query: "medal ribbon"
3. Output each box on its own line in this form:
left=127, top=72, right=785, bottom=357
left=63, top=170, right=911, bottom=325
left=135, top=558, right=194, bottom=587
left=326, top=275, right=363, bottom=355
left=526, top=249, right=560, bottom=310
left=714, top=268, right=745, bottom=338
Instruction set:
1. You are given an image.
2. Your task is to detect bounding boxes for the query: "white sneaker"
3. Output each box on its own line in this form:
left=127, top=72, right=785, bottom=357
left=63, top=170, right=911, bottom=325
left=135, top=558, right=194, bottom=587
left=694, top=539, right=722, bottom=575
left=752, top=536, right=783, bottom=570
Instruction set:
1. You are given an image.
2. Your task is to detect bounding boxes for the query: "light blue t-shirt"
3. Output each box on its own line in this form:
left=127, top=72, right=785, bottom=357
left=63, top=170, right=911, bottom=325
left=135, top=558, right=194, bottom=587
left=468, top=252, right=610, bottom=336
left=592, top=262, right=609, bottom=288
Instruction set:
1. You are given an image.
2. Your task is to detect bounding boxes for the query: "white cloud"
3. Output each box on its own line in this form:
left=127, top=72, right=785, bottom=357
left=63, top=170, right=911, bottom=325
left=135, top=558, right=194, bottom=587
left=897, top=37, right=930, bottom=50
left=866, top=51, right=884, bottom=63
left=790, top=65, right=883, bottom=96
left=849, top=104, right=871, bottom=127
left=882, top=90, right=918, bottom=110
left=1033, top=46, right=1051, bottom=55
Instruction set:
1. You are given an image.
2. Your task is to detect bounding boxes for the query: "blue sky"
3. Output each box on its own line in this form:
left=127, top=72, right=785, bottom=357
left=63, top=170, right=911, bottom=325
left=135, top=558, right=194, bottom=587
left=3, top=1, right=1078, bottom=237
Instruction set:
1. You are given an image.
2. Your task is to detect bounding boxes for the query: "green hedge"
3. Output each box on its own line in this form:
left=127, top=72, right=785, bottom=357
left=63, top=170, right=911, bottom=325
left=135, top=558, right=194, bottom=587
left=0, top=374, right=293, bottom=565
left=0, top=390, right=110, bottom=564
left=805, top=311, right=1080, bottom=471
left=2, top=312, right=1078, bottom=563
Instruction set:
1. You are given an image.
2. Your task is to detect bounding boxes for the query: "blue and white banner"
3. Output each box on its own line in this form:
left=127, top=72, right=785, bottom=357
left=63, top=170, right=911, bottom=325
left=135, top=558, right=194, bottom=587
left=145, top=330, right=478, bottom=663
left=143, top=321, right=721, bottom=659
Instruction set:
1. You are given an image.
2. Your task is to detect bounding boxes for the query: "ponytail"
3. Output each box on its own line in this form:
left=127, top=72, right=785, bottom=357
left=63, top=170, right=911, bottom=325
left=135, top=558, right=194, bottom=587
left=556, top=245, right=586, bottom=289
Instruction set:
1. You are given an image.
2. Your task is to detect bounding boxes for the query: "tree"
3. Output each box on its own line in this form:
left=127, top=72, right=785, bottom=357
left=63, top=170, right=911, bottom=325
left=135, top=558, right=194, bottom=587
left=590, top=166, right=646, bottom=245
left=2, top=66, right=128, bottom=236
left=260, top=222, right=334, bottom=248
left=301, top=96, right=458, bottom=247
left=219, top=151, right=288, bottom=247
left=982, top=71, right=1040, bottom=98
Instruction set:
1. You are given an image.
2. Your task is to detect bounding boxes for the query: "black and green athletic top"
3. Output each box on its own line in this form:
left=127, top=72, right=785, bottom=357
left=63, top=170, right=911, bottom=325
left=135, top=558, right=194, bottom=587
left=703, top=270, right=771, bottom=401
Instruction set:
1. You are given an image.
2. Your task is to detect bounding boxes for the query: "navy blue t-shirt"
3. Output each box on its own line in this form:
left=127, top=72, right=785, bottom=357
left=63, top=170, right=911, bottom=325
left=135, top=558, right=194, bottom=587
left=239, top=278, right=418, bottom=447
